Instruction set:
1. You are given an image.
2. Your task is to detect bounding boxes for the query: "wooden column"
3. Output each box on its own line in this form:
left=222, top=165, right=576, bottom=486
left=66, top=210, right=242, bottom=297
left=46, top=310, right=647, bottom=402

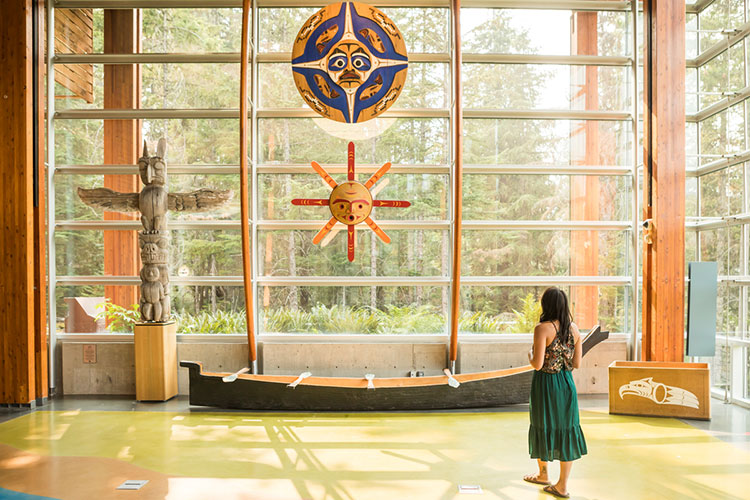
left=0, top=0, right=37, bottom=405
left=34, top=0, right=48, bottom=399
left=103, top=9, right=140, bottom=309
left=642, top=0, right=686, bottom=361
left=570, top=12, right=600, bottom=329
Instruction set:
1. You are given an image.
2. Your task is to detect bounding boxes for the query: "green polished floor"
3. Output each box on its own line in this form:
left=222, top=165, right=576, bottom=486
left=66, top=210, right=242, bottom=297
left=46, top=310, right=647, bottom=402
left=0, top=398, right=748, bottom=500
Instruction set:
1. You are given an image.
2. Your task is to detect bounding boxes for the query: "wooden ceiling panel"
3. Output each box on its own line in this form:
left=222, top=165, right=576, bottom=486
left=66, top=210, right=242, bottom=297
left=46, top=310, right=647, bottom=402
left=55, top=8, right=94, bottom=103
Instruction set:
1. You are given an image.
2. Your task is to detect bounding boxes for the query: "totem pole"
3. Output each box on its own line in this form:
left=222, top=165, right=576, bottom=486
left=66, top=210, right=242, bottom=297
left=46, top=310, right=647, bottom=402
left=77, top=138, right=233, bottom=322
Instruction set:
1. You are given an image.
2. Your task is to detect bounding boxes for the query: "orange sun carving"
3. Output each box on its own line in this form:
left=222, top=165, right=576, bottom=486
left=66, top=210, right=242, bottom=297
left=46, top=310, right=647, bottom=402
left=292, top=142, right=410, bottom=262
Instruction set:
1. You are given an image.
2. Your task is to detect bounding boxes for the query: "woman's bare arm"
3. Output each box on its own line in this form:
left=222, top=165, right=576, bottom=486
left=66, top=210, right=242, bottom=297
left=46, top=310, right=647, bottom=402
left=528, top=323, right=549, bottom=370
left=571, top=323, right=582, bottom=369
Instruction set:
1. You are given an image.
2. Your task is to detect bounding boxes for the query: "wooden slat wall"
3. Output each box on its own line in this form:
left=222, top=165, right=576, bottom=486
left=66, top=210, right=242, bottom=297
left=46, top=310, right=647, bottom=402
left=0, top=0, right=37, bottom=405
left=570, top=12, right=600, bottom=329
left=54, top=8, right=93, bottom=103
left=642, top=0, right=686, bottom=362
left=103, top=10, right=140, bottom=311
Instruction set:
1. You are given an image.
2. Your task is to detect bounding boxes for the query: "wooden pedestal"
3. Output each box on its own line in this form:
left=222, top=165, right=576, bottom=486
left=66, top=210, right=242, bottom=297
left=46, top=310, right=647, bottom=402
left=134, top=322, right=177, bottom=401
left=609, top=361, right=710, bottom=420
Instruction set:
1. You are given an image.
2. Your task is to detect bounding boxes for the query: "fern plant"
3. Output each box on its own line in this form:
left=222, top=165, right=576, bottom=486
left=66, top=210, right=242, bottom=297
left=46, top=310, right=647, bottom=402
left=509, top=293, right=542, bottom=333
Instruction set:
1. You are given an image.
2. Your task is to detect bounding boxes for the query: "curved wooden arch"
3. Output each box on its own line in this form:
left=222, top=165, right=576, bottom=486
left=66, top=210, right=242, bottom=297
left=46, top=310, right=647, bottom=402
left=449, top=0, right=462, bottom=369
left=240, top=0, right=256, bottom=364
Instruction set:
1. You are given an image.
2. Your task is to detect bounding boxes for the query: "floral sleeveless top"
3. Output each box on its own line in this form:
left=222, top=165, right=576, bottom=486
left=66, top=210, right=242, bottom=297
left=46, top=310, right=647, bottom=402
left=541, top=323, right=575, bottom=374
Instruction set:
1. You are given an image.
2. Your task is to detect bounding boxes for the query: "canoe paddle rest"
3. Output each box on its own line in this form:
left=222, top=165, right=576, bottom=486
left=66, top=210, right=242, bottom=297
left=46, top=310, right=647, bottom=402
left=222, top=367, right=250, bottom=383
left=444, top=368, right=460, bottom=388
left=287, top=371, right=312, bottom=389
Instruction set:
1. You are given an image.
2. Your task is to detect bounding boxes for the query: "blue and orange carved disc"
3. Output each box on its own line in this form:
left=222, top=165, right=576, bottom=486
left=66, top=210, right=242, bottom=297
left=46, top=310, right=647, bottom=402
left=291, top=143, right=411, bottom=262
left=292, top=2, right=408, bottom=124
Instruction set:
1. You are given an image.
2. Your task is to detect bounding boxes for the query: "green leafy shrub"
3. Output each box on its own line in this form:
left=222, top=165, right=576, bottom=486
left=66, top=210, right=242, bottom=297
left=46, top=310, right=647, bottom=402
left=93, top=296, right=541, bottom=335
left=174, top=310, right=247, bottom=334
left=96, top=301, right=140, bottom=333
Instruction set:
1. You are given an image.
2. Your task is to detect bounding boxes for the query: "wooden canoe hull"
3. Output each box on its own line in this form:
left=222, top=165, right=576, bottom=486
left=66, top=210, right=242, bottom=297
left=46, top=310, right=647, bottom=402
left=180, top=361, right=534, bottom=411
left=180, top=326, right=607, bottom=411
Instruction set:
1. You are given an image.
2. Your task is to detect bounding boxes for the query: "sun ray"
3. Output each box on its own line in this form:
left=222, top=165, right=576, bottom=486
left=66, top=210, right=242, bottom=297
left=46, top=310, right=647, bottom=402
left=364, top=162, right=391, bottom=189
left=320, top=225, right=343, bottom=247
left=311, top=161, right=338, bottom=189
left=313, top=217, right=338, bottom=244
left=292, top=199, right=329, bottom=206
left=347, top=142, right=355, bottom=181
left=364, top=217, right=390, bottom=244
left=347, top=225, right=355, bottom=261
left=373, top=200, right=410, bottom=208
left=370, top=177, right=389, bottom=197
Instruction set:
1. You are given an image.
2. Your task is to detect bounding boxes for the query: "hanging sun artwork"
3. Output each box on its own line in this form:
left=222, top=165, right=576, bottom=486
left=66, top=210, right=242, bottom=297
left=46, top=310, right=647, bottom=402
left=291, top=1, right=408, bottom=123
left=292, top=143, right=410, bottom=262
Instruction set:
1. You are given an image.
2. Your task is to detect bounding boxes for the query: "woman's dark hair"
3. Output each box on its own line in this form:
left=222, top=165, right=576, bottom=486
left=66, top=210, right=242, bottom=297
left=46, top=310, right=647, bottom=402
left=539, top=287, right=572, bottom=344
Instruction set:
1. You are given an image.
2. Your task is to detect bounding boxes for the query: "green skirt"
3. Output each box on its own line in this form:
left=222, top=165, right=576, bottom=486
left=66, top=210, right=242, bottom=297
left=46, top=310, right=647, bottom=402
left=528, top=369, right=587, bottom=462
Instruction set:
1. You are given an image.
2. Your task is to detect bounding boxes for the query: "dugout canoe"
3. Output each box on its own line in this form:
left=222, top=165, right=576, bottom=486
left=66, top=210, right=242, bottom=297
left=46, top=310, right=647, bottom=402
left=180, top=326, right=608, bottom=411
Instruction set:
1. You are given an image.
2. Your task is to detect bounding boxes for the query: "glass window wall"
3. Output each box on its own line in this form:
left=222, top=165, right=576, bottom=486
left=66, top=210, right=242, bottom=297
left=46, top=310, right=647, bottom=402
left=689, top=0, right=750, bottom=406
left=50, top=1, right=637, bottom=339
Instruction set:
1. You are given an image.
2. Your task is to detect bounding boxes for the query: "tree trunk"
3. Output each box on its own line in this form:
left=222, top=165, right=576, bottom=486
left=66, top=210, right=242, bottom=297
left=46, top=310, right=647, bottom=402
left=284, top=174, right=298, bottom=310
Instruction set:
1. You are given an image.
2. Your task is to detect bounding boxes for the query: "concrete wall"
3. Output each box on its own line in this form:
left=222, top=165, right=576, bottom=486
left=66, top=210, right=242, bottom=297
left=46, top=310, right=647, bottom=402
left=63, top=342, right=248, bottom=396
left=261, top=343, right=447, bottom=377
left=62, top=342, right=135, bottom=395
left=459, top=339, right=627, bottom=394
left=61, top=338, right=627, bottom=396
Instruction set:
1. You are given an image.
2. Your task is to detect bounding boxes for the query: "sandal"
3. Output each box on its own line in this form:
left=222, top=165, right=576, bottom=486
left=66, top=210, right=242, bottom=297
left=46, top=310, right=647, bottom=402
left=523, top=474, right=551, bottom=486
left=543, top=485, right=570, bottom=498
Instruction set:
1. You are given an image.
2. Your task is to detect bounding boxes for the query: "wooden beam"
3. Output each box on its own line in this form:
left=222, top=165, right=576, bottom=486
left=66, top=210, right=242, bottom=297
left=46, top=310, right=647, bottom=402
left=570, top=12, right=600, bottom=329
left=34, top=0, right=48, bottom=400
left=642, top=0, right=686, bottom=362
left=0, top=0, right=37, bottom=404
left=103, top=9, right=140, bottom=313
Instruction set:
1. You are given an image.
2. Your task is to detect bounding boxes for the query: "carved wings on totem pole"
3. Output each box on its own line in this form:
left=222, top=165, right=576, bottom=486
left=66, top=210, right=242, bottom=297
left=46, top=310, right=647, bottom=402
left=77, top=187, right=234, bottom=216
left=77, top=143, right=233, bottom=219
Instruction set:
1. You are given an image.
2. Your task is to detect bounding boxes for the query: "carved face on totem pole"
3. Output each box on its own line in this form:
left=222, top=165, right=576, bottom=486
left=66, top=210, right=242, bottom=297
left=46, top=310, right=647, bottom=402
left=138, top=138, right=167, bottom=187
left=292, top=2, right=408, bottom=123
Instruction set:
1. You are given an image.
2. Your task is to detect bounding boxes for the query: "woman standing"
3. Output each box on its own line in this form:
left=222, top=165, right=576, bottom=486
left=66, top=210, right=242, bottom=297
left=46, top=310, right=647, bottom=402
left=523, top=287, right=587, bottom=498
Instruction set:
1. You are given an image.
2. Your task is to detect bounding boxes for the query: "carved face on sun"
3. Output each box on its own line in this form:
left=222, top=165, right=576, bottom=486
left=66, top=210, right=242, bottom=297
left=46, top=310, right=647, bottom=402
left=329, top=181, right=373, bottom=225
left=291, top=2, right=408, bottom=123
left=326, top=41, right=373, bottom=90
